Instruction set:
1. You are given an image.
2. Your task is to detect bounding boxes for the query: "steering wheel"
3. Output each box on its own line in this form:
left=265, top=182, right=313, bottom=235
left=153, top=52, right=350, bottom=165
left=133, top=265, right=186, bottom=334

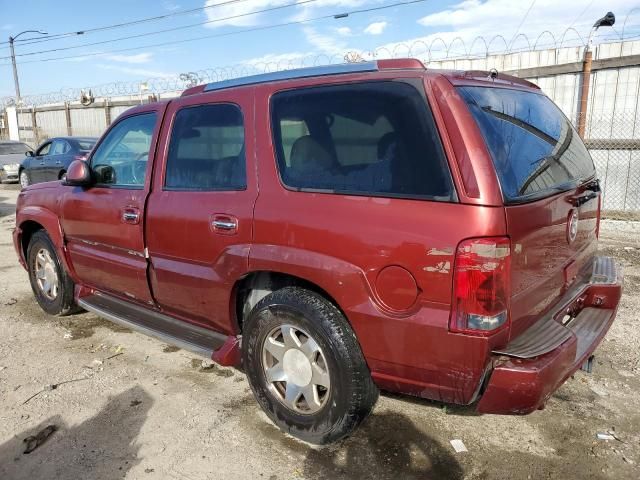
left=127, top=152, right=148, bottom=184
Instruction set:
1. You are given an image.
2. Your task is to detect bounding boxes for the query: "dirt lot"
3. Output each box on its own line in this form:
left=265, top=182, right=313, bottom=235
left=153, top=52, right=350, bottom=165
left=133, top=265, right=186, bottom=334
left=0, top=183, right=639, bottom=480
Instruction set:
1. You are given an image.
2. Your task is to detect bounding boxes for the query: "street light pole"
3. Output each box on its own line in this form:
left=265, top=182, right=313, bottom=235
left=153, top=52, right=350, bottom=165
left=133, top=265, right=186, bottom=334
left=8, top=29, right=48, bottom=105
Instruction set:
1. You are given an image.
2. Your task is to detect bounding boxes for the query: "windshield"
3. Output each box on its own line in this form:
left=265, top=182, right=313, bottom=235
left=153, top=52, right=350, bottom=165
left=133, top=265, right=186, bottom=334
left=0, top=143, right=30, bottom=156
left=458, top=86, right=595, bottom=203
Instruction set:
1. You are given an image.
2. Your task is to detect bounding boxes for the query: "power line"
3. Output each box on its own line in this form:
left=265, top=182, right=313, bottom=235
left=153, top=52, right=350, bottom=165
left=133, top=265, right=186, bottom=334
left=1, top=0, right=430, bottom=66
left=508, top=0, right=537, bottom=48
left=1, top=0, right=322, bottom=59
left=0, top=0, right=256, bottom=46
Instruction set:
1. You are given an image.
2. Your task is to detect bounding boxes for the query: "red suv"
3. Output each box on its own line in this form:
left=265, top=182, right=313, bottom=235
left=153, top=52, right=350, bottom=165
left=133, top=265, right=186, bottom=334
left=13, top=59, right=622, bottom=444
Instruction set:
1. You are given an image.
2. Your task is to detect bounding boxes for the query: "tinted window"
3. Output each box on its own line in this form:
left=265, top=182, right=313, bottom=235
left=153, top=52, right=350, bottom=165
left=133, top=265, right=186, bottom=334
left=37, top=143, right=51, bottom=156
left=50, top=140, right=69, bottom=155
left=165, top=104, right=245, bottom=190
left=271, top=81, right=454, bottom=200
left=90, top=113, right=156, bottom=187
left=77, top=140, right=96, bottom=151
left=459, top=86, right=595, bottom=203
left=0, top=143, right=30, bottom=155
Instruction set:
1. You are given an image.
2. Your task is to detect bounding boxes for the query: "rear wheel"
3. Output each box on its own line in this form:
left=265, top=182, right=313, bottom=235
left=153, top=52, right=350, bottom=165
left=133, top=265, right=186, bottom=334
left=243, top=287, right=378, bottom=444
left=27, top=230, right=79, bottom=316
left=19, top=170, right=30, bottom=189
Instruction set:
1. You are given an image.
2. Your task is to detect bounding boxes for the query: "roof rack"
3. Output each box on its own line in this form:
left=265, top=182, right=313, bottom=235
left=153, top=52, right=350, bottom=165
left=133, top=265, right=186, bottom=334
left=203, top=61, right=380, bottom=92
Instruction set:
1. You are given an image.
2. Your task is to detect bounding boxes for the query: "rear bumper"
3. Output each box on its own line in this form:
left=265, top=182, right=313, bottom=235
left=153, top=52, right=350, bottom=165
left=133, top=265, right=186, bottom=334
left=477, top=256, right=622, bottom=414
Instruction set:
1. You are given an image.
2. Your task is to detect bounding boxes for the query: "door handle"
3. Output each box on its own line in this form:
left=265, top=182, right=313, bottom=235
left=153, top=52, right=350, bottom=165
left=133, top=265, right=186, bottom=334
left=211, top=214, right=238, bottom=234
left=121, top=208, right=140, bottom=224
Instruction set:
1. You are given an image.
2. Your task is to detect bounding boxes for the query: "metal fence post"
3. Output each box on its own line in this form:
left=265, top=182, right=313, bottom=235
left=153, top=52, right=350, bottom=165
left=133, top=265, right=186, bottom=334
left=30, top=107, right=39, bottom=146
left=577, top=48, right=593, bottom=138
left=65, top=101, right=72, bottom=136
left=104, top=99, right=111, bottom=126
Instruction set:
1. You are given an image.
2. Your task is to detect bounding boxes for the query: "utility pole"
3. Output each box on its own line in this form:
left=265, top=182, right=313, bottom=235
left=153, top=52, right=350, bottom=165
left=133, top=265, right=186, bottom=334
left=577, top=12, right=615, bottom=138
left=8, top=30, right=48, bottom=105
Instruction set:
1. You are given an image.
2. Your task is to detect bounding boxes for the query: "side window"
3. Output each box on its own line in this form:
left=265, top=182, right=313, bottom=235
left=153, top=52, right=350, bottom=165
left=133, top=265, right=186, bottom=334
left=165, top=103, right=246, bottom=191
left=50, top=140, right=68, bottom=155
left=271, top=81, right=454, bottom=200
left=90, top=113, right=157, bottom=187
left=37, top=142, right=51, bottom=156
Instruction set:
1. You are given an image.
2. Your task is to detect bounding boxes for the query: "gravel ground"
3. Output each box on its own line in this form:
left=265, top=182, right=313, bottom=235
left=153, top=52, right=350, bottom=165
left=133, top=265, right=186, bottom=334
left=0, top=183, right=639, bottom=480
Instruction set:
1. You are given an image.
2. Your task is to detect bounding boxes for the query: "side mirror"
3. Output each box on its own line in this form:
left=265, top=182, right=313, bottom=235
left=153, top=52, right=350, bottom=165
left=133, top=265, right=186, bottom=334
left=26, top=150, right=34, bottom=157
left=64, top=160, right=93, bottom=187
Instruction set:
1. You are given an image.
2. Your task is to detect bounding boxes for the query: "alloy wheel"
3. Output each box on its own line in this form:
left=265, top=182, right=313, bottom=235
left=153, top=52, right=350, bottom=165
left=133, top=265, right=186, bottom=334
left=34, top=248, right=59, bottom=300
left=262, top=324, right=330, bottom=414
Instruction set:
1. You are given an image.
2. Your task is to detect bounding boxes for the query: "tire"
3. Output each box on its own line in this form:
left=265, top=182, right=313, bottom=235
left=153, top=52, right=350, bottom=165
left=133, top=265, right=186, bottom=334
left=243, top=287, right=379, bottom=444
left=26, top=230, right=79, bottom=316
left=19, top=170, right=30, bottom=189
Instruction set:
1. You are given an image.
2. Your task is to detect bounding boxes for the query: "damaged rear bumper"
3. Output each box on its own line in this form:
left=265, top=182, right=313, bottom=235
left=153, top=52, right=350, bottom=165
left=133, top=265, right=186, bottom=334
left=477, top=256, right=623, bottom=414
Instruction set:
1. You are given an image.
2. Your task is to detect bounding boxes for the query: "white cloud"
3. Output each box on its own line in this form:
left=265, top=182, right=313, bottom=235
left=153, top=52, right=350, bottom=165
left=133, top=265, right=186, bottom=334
left=302, top=26, right=347, bottom=55
left=104, top=52, right=153, bottom=64
left=364, top=21, right=387, bottom=35
left=336, top=26, right=352, bottom=36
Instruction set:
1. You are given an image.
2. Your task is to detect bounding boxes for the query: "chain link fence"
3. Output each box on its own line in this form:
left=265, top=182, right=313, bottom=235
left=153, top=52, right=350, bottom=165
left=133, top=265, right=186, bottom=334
left=586, top=110, right=640, bottom=212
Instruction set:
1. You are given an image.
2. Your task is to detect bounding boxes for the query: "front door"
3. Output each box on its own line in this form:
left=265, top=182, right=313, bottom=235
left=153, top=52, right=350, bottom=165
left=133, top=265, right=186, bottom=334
left=60, top=103, right=167, bottom=304
left=45, top=139, right=69, bottom=181
left=145, top=91, right=257, bottom=333
left=31, top=141, right=52, bottom=183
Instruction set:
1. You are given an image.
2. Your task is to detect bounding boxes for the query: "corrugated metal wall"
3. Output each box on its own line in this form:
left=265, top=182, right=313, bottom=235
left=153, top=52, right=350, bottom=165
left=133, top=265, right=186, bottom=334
left=69, top=107, right=107, bottom=137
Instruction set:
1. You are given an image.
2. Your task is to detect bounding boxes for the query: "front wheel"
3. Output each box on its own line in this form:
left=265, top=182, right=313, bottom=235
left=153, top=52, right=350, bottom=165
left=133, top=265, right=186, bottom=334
left=243, top=287, right=379, bottom=444
left=19, top=170, right=30, bottom=189
left=27, top=230, right=79, bottom=316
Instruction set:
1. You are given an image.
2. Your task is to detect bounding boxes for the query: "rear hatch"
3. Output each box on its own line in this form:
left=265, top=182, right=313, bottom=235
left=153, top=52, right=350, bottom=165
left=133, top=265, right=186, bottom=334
left=458, top=85, right=600, bottom=338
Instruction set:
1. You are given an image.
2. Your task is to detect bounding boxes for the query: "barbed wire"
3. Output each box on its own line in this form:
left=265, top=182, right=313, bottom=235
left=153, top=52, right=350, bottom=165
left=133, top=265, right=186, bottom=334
left=2, top=11, right=639, bottom=109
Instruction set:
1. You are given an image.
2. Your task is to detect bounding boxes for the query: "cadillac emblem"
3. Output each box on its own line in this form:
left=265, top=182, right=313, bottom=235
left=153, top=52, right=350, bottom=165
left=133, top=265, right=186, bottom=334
left=567, top=209, right=579, bottom=244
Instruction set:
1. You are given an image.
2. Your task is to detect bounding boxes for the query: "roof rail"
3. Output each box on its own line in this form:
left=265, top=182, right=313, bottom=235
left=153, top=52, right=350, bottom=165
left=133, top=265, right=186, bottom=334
left=203, top=61, right=379, bottom=92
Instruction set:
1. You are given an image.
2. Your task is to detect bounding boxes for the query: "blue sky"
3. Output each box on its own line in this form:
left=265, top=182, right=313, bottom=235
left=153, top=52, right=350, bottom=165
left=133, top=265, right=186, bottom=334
left=1, top=0, right=639, bottom=98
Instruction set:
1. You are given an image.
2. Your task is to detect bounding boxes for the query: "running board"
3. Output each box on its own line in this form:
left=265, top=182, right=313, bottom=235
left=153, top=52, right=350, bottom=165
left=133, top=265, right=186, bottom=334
left=78, top=292, right=228, bottom=358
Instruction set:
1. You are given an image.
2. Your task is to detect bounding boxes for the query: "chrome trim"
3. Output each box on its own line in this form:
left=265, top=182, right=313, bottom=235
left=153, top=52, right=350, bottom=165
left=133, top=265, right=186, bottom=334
left=122, top=211, right=140, bottom=222
left=212, top=220, right=237, bottom=230
left=203, top=62, right=379, bottom=92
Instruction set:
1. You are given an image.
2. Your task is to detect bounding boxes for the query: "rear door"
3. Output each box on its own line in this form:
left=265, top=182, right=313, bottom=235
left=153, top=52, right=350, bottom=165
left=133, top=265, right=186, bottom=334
left=145, top=89, right=257, bottom=333
left=458, top=86, right=599, bottom=337
left=60, top=103, right=167, bottom=304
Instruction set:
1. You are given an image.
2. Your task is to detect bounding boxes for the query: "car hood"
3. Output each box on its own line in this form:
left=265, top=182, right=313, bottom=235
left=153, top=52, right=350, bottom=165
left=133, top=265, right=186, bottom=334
left=0, top=153, right=27, bottom=166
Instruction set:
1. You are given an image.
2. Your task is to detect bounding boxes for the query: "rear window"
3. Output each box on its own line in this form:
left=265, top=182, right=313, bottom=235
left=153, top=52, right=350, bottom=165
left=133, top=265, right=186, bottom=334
left=271, top=81, right=454, bottom=201
left=459, top=86, right=595, bottom=203
left=77, top=140, right=96, bottom=151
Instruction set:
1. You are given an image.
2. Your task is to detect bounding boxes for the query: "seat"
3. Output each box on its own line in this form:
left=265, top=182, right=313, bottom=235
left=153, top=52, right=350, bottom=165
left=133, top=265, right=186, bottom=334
left=289, top=135, right=333, bottom=177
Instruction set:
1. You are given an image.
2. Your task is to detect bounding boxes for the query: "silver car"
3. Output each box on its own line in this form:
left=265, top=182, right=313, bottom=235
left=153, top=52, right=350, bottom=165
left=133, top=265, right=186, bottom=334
left=0, top=140, right=32, bottom=184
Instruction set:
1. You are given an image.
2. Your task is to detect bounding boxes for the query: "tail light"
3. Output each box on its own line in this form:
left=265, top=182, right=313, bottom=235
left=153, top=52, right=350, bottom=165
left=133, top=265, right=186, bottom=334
left=450, top=237, right=511, bottom=335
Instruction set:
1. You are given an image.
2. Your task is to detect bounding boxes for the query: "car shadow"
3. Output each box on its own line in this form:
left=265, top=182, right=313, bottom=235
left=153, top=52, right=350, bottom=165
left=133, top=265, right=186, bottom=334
left=303, top=411, right=464, bottom=480
left=381, top=391, right=482, bottom=417
left=0, top=386, right=152, bottom=480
